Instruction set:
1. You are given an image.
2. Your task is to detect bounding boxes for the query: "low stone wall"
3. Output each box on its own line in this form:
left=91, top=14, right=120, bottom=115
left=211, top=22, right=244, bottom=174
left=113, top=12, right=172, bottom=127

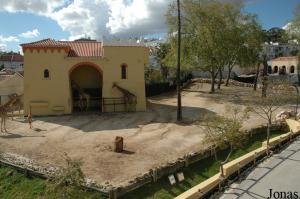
left=194, top=78, right=255, bottom=88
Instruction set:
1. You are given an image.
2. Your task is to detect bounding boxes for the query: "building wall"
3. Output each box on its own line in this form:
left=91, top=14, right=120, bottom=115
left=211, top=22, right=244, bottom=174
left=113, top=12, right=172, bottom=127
left=0, top=61, right=24, bottom=71
left=23, top=46, right=148, bottom=115
left=271, top=59, right=298, bottom=75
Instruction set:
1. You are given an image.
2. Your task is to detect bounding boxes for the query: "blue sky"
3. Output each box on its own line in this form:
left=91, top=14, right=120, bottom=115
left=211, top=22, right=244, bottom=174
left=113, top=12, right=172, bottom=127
left=0, top=0, right=299, bottom=52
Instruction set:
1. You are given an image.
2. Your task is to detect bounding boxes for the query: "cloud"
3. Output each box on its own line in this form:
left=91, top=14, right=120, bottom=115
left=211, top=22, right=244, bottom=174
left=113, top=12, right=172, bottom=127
left=0, top=0, right=171, bottom=40
left=19, top=29, right=40, bottom=38
left=0, top=35, right=19, bottom=42
left=106, top=0, right=170, bottom=36
left=0, top=0, right=65, bottom=16
left=0, top=43, right=7, bottom=51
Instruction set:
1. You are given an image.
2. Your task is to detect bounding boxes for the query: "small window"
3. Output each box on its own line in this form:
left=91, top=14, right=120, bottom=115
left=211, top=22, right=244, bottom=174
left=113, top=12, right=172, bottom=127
left=44, top=69, right=50, bottom=79
left=121, top=64, right=127, bottom=79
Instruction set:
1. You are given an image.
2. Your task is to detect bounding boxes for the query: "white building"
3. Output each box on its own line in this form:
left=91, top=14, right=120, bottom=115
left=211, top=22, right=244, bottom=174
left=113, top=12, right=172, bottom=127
left=264, top=43, right=300, bottom=61
left=0, top=53, right=24, bottom=72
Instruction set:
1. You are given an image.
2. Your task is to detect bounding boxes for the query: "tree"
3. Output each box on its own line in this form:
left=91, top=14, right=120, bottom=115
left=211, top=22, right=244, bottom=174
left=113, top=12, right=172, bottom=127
left=165, top=0, right=262, bottom=93
left=203, top=106, right=249, bottom=176
left=264, top=27, right=288, bottom=44
left=249, top=80, right=295, bottom=152
left=155, top=43, right=171, bottom=79
left=289, top=3, right=300, bottom=85
left=46, top=153, right=86, bottom=199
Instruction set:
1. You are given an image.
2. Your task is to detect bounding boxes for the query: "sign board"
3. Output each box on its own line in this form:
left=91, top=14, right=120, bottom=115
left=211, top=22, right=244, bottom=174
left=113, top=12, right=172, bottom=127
left=177, top=172, right=185, bottom=182
left=168, top=174, right=176, bottom=185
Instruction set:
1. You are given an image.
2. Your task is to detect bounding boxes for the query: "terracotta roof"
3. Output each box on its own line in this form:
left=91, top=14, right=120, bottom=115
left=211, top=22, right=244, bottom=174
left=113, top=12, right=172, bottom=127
left=21, top=39, right=69, bottom=48
left=21, top=39, right=103, bottom=57
left=104, top=41, right=146, bottom=47
left=0, top=54, right=23, bottom=62
left=61, top=41, right=103, bottom=57
left=272, top=56, right=299, bottom=62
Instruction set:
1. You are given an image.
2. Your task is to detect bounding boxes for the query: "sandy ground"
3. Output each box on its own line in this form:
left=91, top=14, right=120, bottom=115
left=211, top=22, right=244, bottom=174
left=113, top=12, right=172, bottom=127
left=0, top=82, right=287, bottom=187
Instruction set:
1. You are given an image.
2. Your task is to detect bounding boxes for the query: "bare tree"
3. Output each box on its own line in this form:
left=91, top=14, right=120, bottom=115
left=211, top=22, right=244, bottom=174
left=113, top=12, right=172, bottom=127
left=202, top=106, right=250, bottom=176
left=46, top=153, right=86, bottom=199
left=249, top=80, right=295, bottom=152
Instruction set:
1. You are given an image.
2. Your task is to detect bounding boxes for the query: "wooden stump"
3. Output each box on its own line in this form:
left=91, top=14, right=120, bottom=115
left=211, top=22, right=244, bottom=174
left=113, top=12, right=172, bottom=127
left=114, top=136, right=124, bottom=153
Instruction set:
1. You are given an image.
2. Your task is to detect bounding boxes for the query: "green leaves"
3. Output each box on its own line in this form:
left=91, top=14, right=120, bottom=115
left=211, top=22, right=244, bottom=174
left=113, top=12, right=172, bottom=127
left=165, top=0, right=263, bottom=72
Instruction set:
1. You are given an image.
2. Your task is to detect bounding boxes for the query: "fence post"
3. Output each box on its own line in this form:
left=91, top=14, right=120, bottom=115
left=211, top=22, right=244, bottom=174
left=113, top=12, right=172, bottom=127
left=109, top=188, right=117, bottom=199
left=151, top=168, right=158, bottom=182
left=184, top=155, right=190, bottom=167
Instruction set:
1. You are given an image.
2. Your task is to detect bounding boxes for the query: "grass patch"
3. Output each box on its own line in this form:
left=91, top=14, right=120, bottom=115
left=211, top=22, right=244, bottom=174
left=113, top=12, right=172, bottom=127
left=121, top=130, right=284, bottom=199
left=0, top=166, right=104, bottom=199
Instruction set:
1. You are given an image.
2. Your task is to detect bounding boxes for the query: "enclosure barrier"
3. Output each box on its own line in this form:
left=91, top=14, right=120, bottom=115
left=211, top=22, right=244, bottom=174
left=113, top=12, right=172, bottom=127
left=0, top=124, right=289, bottom=199
left=175, top=130, right=299, bottom=199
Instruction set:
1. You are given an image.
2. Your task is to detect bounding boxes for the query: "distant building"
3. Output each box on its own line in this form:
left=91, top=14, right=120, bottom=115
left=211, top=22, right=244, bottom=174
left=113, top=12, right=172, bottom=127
left=271, top=56, right=298, bottom=75
left=0, top=53, right=24, bottom=72
left=264, top=43, right=300, bottom=61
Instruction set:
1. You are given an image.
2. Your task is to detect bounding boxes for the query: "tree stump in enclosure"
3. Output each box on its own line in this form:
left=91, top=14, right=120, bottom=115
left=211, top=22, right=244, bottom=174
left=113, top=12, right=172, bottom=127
left=114, top=136, right=124, bottom=153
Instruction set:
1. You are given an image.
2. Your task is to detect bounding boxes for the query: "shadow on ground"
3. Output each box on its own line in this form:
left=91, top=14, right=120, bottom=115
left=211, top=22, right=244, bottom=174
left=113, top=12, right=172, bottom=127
left=31, top=101, right=216, bottom=133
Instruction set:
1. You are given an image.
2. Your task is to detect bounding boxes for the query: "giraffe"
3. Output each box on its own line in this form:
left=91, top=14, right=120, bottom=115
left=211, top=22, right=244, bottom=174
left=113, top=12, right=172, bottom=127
left=0, top=95, right=18, bottom=132
left=71, top=80, right=90, bottom=111
left=112, top=83, right=137, bottom=112
left=8, top=93, right=23, bottom=120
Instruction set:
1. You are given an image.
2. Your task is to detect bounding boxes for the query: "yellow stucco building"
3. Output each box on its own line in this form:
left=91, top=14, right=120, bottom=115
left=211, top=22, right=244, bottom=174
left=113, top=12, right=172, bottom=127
left=21, top=39, right=149, bottom=115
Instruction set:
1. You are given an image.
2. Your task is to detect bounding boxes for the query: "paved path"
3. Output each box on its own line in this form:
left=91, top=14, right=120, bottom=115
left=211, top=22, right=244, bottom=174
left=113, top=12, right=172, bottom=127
left=219, top=137, right=300, bottom=199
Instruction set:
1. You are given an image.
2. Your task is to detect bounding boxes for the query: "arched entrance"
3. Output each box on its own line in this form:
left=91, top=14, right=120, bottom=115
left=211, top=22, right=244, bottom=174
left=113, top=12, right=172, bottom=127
left=279, top=66, right=286, bottom=75
left=273, top=66, right=278, bottom=74
left=69, top=62, right=103, bottom=113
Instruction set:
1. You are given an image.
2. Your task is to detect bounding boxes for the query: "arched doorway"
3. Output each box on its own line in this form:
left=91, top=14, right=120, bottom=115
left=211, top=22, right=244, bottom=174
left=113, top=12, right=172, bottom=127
left=290, top=65, right=295, bottom=74
left=69, top=62, right=103, bottom=113
left=279, top=66, right=286, bottom=75
left=273, top=66, right=278, bottom=74
left=268, top=65, right=272, bottom=74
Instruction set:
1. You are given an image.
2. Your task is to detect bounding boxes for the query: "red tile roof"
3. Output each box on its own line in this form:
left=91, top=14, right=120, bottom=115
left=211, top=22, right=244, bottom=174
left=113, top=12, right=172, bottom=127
left=61, top=41, right=103, bottom=57
left=0, top=54, right=24, bottom=62
left=272, top=56, right=299, bottom=62
left=21, top=39, right=103, bottom=57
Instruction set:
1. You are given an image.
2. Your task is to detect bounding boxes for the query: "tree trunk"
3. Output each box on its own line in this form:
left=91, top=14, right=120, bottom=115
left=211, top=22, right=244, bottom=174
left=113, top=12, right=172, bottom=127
left=266, top=119, right=271, bottom=154
left=217, top=68, right=223, bottom=90
left=297, top=64, right=300, bottom=86
left=176, top=0, right=182, bottom=121
left=225, top=66, right=232, bottom=87
left=220, top=143, right=233, bottom=177
left=210, top=68, right=216, bottom=93
left=262, top=57, right=268, bottom=98
left=254, top=63, right=260, bottom=91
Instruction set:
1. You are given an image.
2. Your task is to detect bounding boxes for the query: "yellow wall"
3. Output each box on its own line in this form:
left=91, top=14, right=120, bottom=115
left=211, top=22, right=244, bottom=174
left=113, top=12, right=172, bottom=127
left=23, top=46, right=148, bottom=115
